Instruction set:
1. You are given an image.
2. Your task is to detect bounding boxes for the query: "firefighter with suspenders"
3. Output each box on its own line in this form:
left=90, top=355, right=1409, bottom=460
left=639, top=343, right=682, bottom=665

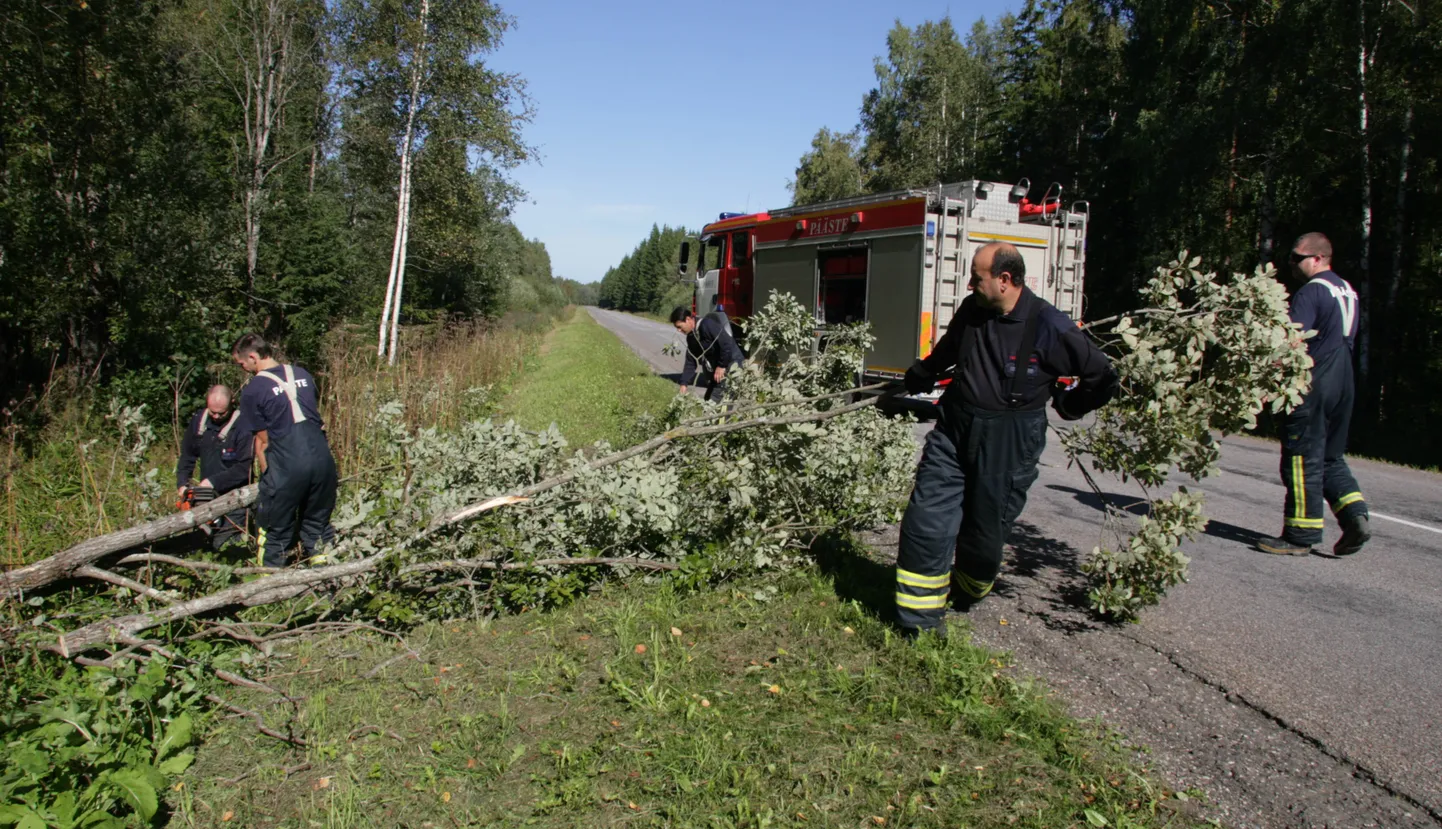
left=175, top=384, right=253, bottom=551
left=1257, top=233, right=1371, bottom=557
left=231, top=333, right=339, bottom=568
left=897, top=243, right=1118, bottom=637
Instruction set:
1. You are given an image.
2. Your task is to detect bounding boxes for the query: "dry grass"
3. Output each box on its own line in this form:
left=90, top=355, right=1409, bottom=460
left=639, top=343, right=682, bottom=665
left=319, top=314, right=550, bottom=479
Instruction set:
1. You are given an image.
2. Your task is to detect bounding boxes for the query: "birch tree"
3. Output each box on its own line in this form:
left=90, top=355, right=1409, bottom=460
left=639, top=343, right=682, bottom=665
left=338, top=0, right=533, bottom=363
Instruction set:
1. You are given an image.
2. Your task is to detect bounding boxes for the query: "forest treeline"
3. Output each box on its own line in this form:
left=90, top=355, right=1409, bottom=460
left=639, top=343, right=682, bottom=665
left=0, top=0, right=590, bottom=422
left=603, top=1, right=1441, bottom=466
left=596, top=225, right=695, bottom=316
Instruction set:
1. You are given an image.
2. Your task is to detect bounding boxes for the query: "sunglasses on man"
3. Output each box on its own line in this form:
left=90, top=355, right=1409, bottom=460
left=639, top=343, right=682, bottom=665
left=1289, top=251, right=1316, bottom=265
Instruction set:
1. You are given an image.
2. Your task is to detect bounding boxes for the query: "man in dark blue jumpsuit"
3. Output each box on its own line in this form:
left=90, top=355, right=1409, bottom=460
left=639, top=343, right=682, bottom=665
left=175, top=384, right=253, bottom=551
left=232, top=334, right=338, bottom=568
left=1257, top=232, right=1371, bottom=557
left=897, top=243, right=1118, bottom=636
left=671, top=306, right=744, bottom=401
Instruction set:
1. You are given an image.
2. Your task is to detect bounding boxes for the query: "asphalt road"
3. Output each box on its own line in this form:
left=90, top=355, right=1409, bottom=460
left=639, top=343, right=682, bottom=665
left=589, top=305, right=1442, bottom=829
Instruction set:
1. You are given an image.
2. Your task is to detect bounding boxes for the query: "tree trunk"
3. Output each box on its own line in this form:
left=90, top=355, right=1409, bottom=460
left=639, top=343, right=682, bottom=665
left=378, top=0, right=428, bottom=361
left=1355, top=0, right=1374, bottom=384
left=223, top=0, right=298, bottom=304
left=1, top=485, right=258, bottom=600
left=1257, top=150, right=1277, bottom=268
left=387, top=159, right=413, bottom=365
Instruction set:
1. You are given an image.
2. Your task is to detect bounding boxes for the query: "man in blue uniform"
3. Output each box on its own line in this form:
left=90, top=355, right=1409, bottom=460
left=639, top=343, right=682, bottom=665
left=897, top=243, right=1117, bottom=636
left=1257, top=232, right=1370, bottom=557
left=175, top=384, right=253, bottom=551
left=232, top=333, right=338, bottom=568
left=671, top=306, right=745, bottom=401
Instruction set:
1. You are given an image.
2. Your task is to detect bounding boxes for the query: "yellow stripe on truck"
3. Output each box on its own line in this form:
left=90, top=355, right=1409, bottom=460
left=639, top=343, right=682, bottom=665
left=966, top=232, right=1049, bottom=248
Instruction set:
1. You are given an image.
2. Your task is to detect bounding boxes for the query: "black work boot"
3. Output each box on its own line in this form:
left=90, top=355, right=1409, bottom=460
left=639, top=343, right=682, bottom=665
left=1256, top=535, right=1314, bottom=556
left=1333, top=515, right=1371, bottom=556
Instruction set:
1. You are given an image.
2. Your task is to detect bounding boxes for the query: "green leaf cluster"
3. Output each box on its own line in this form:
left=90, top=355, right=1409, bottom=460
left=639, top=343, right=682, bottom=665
left=1, top=659, right=202, bottom=828
left=1063, top=255, right=1312, bottom=620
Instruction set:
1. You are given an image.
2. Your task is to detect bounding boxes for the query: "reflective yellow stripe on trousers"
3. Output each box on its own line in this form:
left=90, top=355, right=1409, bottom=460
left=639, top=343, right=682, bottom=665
left=895, top=567, right=948, bottom=610
left=1291, top=456, right=1307, bottom=521
left=896, top=568, right=948, bottom=590
left=1334, top=491, right=1365, bottom=510
left=953, top=569, right=994, bottom=599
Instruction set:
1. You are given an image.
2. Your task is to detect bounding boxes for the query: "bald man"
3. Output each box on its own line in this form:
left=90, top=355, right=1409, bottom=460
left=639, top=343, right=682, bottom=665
left=176, top=384, right=254, bottom=551
left=896, top=242, right=1118, bottom=637
left=1257, top=232, right=1370, bottom=557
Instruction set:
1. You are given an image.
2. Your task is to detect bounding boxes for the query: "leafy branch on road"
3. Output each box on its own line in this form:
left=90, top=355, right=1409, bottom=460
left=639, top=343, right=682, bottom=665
left=1061, top=255, right=1312, bottom=620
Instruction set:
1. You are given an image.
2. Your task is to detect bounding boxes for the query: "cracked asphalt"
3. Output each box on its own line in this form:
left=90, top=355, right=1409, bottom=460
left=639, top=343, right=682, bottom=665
left=589, top=306, right=1442, bottom=829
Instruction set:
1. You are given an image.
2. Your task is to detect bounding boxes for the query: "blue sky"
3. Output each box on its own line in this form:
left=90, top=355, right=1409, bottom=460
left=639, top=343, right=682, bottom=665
left=490, top=0, right=1018, bottom=285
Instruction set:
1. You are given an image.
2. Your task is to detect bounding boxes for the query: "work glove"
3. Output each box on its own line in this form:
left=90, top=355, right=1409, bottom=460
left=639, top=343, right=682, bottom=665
left=903, top=362, right=936, bottom=395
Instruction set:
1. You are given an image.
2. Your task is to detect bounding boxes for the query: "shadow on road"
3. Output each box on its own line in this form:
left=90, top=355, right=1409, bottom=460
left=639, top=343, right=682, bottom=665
left=1044, top=483, right=1149, bottom=516
left=814, top=519, right=1104, bottom=634
left=1199, top=519, right=1267, bottom=547
left=995, top=520, right=1100, bottom=632
left=1046, top=483, right=1272, bottom=549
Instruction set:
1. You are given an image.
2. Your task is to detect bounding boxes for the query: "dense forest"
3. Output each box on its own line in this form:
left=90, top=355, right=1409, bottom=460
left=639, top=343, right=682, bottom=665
left=795, top=1, right=1442, bottom=465
left=596, top=224, right=695, bottom=316
left=602, top=0, right=1440, bottom=466
left=0, top=0, right=577, bottom=421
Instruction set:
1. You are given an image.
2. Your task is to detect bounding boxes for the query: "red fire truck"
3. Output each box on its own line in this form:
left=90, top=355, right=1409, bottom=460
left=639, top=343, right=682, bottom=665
left=679, top=180, right=1088, bottom=388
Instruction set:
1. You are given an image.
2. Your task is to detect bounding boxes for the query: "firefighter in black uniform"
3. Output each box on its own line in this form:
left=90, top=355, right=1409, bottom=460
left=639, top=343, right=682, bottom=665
left=175, top=384, right=253, bottom=551
left=897, top=243, right=1118, bottom=636
left=232, top=333, right=338, bottom=568
left=1257, top=232, right=1370, bottom=557
left=671, top=306, right=745, bottom=401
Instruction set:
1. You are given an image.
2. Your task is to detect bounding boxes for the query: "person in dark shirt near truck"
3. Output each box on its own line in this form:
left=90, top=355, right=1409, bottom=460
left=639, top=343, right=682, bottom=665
left=896, top=242, right=1118, bottom=637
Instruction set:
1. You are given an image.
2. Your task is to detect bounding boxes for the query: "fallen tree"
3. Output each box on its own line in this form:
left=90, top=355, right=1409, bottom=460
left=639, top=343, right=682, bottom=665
left=46, top=392, right=898, bottom=656
left=5, top=295, right=915, bottom=665
left=1, top=485, right=258, bottom=600
left=6, top=261, right=1311, bottom=647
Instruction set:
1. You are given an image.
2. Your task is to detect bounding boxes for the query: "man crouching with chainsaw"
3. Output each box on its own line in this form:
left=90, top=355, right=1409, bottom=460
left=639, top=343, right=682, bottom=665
left=175, top=384, right=254, bottom=552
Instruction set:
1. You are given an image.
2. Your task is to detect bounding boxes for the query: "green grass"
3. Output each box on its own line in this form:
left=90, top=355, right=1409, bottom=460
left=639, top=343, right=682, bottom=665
left=176, top=556, right=1200, bottom=828
left=497, top=308, right=677, bottom=448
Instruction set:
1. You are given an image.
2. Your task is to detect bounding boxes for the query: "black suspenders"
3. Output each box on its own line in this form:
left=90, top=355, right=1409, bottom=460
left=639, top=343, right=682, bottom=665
left=955, top=301, right=1042, bottom=408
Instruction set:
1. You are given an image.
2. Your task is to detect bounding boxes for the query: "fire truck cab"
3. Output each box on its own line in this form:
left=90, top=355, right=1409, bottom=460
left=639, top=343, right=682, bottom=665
left=679, top=180, right=1089, bottom=388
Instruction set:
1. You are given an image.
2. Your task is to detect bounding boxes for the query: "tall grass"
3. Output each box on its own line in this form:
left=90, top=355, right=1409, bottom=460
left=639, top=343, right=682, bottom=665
left=1, top=313, right=557, bottom=567
left=2, top=370, right=168, bottom=569
left=319, top=313, right=551, bottom=478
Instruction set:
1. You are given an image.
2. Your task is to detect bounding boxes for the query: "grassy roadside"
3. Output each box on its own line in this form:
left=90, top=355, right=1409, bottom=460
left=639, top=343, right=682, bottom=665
left=496, top=307, right=677, bottom=448
left=173, top=313, right=1199, bottom=828
left=176, top=563, right=1197, bottom=828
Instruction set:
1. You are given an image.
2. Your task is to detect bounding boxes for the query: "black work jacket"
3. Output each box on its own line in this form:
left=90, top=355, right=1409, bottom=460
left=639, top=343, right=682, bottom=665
left=907, top=288, right=1118, bottom=418
left=175, top=408, right=253, bottom=493
left=680, top=314, right=745, bottom=386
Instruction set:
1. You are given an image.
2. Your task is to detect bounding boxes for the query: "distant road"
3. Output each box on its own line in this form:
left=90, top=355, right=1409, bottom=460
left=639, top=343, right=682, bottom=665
left=588, top=305, right=1442, bottom=829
